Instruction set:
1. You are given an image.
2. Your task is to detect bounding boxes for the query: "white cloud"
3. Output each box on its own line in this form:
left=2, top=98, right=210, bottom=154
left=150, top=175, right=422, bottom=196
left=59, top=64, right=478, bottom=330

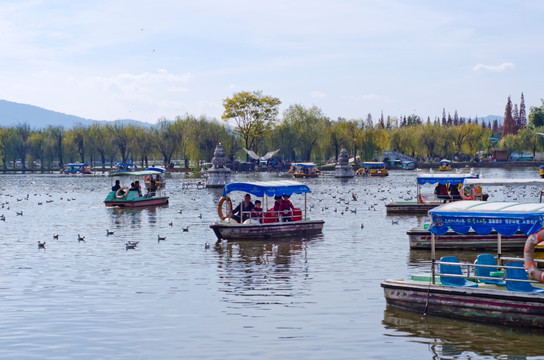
left=472, top=62, right=515, bottom=72
left=311, top=91, right=326, bottom=98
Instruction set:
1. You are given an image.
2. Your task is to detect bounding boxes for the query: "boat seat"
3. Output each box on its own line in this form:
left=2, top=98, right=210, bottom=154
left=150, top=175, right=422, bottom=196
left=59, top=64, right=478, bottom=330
left=292, top=208, right=302, bottom=222
left=505, top=262, right=544, bottom=293
left=263, top=210, right=278, bottom=223
left=439, top=256, right=478, bottom=287
left=475, top=254, right=506, bottom=286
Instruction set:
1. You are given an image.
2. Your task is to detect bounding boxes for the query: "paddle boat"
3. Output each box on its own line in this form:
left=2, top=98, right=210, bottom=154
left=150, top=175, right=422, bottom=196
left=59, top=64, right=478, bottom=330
left=104, top=170, right=169, bottom=207
left=356, top=162, right=388, bottom=176
left=110, top=162, right=137, bottom=175
left=408, top=201, right=532, bottom=250
left=539, top=165, right=544, bottom=178
left=382, top=200, right=544, bottom=328
left=438, top=159, right=451, bottom=171
left=385, top=172, right=480, bottom=215
left=289, top=163, right=320, bottom=178
left=402, top=160, right=416, bottom=170
left=209, top=180, right=324, bottom=241
left=61, top=163, right=92, bottom=175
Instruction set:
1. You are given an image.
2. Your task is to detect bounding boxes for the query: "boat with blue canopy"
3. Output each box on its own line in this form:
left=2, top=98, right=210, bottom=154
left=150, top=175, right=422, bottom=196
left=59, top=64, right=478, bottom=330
left=386, top=172, right=481, bottom=215
left=438, top=159, right=451, bottom=171
left=62, top=163, right=92, bottom=175
left=209, top=180, right=324, bottom=240
left=104, top=170, right=168, bottom=207
left=356, top=162, right=388, bottom=176
left=289, top=162, right=320, bottom=178
left=382, top=200, right=544, bottom=328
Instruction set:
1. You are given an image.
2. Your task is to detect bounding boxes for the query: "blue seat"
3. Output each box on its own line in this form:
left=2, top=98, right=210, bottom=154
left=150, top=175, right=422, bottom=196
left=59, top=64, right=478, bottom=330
left=505, top=262, right=544, bottom=293
left=475, top=254, right=506, bottom=286
left=439, top=256, right=478, bottom=287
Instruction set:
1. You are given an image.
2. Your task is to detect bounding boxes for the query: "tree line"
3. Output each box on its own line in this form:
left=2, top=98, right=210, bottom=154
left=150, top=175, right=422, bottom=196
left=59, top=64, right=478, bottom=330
left=2, top=91, right=544, bottom=170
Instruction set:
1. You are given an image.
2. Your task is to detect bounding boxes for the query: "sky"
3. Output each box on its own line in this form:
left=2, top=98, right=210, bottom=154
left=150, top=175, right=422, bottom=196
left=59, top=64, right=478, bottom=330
left=1, top=0, right=543, bottom=124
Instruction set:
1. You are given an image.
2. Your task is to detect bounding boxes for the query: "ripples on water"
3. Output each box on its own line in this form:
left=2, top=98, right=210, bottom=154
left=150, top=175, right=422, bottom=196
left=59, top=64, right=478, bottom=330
left=0, top=168, right=543, bottom=359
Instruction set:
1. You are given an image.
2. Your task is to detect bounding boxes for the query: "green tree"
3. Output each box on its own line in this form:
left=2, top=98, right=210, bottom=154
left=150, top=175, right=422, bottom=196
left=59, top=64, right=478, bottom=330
left=282, top=104, right=328, bottom=161
left=529, top=99, right=544, bottom=127
left=222, top=90, right=281, bottom=161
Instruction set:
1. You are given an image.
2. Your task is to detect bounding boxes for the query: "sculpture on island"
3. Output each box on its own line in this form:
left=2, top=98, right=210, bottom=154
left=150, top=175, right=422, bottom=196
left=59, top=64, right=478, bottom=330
left=335, top=148, right=354, bottom=178
left=206, top=143, right=231, bottom=188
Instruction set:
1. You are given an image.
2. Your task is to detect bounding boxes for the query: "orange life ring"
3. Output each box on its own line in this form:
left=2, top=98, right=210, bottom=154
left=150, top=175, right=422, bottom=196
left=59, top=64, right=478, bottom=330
left=418, top=194, right=426, bottom=204
left=217, top=196, right=233, bottom=220
left=524, top=228, right=544, bottom=283
left=115, top=187, right=129, bottom=199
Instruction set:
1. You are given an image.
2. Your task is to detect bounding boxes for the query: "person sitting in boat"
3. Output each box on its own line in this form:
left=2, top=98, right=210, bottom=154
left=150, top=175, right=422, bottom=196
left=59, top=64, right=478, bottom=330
left=145, top=178, right=158, bottom=197
left=280, top=194, right=295, bottom=222
left=449, top=183, right=462, bottom=201
left=250, top=200, right=263, bottom=223
left=434, top=183, right=449, bottom=201
left=272, top=195, right=282, bottom=220
left=112, top=179, right=121, bottom=192
left=231, top=194, right=254, bottom=223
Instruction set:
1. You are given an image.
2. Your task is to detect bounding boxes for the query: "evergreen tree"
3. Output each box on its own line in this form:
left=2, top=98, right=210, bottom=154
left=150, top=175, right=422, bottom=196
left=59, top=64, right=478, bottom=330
left=365, top=113, right=373, bottom=129
left=519, top=92, right=527, bottom=129
left=378, top=111, right=385, bottom=129
left=453, top=110, right=459, bottom=126
left=492, top=119, right=499, bottom=134
left=468, top=118, right=472, bottom=124
left=501, top=96, right=516, bottom=138
left=447, top=113, right=453, bottom=127
left=442, top=108, right=447, bottom=127
left=512, top=103, right=519, bottom=131
left=481, top=120, right=486, bottom=128
left=426, top=116, right=431, bottom=125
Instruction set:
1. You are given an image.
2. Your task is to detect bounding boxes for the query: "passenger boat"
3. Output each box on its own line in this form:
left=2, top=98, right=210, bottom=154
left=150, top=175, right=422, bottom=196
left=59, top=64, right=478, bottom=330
left=209, top=180, right=324, bottom=241
left=289, top=163, right=320, bottom=178
left=438, top=159, right=451, bottom=171
left=61, top=163, right=92, bottom=175
left=382, top=200, right=544, bottom=328
left=356, top=162, right=388, bottom=176
left=104, top=170, right=169, bottom=207
left=407, top=201, right=531, bottom=250
left=385, top=173, right=479, bottom=215
left=402, top=161, right=416, bottom=170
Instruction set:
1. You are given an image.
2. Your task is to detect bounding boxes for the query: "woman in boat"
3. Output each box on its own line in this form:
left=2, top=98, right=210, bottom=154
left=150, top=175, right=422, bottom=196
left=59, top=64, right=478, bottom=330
left=231, top=194, right=254, bottom=223
left=280, top=194, right=295, bottom=222
left=434, top=183, right=450, bottom=201
left=272, top=195, right=282, bottom=220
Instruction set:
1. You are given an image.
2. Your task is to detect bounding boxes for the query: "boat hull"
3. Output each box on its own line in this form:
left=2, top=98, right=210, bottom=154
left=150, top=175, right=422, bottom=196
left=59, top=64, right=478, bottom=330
left=210, top=220, right=324, bottom=240
left=407, top=227, right=527, bottom=250
left=386, top=201, right=441, bottom=215
left=104, top=191, right=169, bottom=208
left=382, top=278, right=544, bottom=328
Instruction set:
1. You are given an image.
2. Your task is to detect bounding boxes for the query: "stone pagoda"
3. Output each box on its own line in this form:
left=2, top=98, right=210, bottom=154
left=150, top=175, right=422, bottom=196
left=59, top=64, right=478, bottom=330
left=206, top=143, right=231, bottom=188
left=335, top=148, right=354, bottom=178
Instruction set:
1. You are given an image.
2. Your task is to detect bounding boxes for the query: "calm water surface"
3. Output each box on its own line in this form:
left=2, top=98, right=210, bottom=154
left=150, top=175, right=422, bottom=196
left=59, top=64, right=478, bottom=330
left=1, top=167, right=543, bottom=359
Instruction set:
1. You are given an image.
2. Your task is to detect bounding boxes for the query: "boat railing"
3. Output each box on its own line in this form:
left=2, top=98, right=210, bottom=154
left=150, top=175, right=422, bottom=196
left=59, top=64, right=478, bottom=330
left=434, top=258, right=544, bottom=285
left=238, top=208, right=304, bottom=223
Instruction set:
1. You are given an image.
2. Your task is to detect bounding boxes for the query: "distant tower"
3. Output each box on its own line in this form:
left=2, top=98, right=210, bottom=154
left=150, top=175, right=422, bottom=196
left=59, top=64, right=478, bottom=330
left=206, top=143, right=231, bottom=188
left=335, top=148, right=354, bottom=178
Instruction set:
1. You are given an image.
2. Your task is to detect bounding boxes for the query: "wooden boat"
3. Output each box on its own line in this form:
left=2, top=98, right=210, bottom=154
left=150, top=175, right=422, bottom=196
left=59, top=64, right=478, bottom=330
left=290, top=162, right=320, bottom=178
left=439, top=159, right=451, bottom=171
left=210, top=180, right=324, bottom=241
left=382, top=200, right=544, bottom=328
left=356, top=162, right=388, bottom=176
left=104, top=170, right=169, bottom=207
left=62, top=163, right=92, bottom=175
left=385, top=173, right=479, bottom=215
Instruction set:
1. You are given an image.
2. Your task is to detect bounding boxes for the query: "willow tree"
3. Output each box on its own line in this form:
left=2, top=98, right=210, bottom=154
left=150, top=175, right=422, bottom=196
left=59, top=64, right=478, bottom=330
left=153, top=118, right=183, bottom=166
left=282, top=104, right=328, bottom=161
left=222, top=90, right=281, bottom=161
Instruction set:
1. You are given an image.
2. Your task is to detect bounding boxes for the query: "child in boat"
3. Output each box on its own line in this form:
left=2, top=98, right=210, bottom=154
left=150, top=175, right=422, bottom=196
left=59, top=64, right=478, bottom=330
left=280, top=194, right=294, bottom=222
left=250, top=200, right=263, bottom=223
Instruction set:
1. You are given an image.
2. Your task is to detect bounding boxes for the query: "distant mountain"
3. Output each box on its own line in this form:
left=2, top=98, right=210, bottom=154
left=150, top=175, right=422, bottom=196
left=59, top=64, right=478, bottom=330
left=0, top=99, right=150, bottom=129
left=478, top=115, right=504, bottom=125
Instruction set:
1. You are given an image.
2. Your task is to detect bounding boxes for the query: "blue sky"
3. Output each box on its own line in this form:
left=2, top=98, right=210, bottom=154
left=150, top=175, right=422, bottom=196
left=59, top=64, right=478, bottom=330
left=0, top=0, right=542, bottom=124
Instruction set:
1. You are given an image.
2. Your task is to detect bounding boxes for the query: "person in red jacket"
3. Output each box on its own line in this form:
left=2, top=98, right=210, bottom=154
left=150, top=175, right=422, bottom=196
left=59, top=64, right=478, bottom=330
left=280, top=194, right=294, bottom=222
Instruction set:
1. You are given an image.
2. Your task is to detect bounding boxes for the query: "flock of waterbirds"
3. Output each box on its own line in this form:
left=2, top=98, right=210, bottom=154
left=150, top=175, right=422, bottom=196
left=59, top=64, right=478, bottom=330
left=4, top=174, right=542, bottom=254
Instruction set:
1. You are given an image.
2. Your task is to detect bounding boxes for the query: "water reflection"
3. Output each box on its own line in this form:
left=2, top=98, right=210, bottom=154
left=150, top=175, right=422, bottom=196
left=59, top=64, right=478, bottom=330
left=214, top=237, right=322, bottom=308
left=383, top=306, right=543, bottom=359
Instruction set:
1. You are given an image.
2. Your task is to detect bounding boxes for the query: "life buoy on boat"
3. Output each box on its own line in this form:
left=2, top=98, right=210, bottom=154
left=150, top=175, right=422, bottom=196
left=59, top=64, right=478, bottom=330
left=217, top=196, right=233, bottom=221
left=418, top=194, right=426, bottom=204
left=524, top=228, right=544, bottom=283
left=115, top=187, right=129, bottom=199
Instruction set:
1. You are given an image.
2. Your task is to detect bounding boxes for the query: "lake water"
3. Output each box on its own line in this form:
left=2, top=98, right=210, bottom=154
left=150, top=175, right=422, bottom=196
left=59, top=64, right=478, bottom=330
left=1, top=167, right=543, bottom=359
